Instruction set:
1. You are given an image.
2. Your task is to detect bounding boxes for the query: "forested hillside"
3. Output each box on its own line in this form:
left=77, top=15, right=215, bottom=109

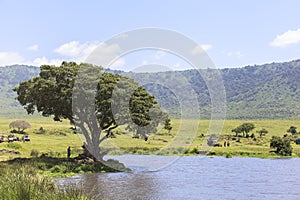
left=1, top=60, right=300, bottom=119
left=124, top=60, right=300, bottom=119
left=0, top=65, right=39, bottom=117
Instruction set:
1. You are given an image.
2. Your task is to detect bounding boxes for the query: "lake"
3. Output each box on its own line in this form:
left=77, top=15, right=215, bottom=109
left=56, top=155, right=300, bottom=200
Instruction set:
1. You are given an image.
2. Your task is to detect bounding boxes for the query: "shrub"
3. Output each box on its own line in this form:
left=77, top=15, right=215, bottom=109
left=30, top=149, right=39, bottom=157
left=226, top=153, right=232, bottom=158
left=0, top=166, right=90, bottom=199
left=36, top=127, right=46, bottom=134
left=270, top=136, right=293, bottom=156
left=189, top=147, right=200, bottom=154
left=6, top=142, right=22, bottom=150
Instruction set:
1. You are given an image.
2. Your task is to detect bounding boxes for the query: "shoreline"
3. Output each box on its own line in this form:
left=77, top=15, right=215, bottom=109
left=0, top=153, right=298, bottom=181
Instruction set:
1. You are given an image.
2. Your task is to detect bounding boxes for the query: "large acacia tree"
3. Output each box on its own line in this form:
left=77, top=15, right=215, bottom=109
left=14, top=62, right=169, bottom=161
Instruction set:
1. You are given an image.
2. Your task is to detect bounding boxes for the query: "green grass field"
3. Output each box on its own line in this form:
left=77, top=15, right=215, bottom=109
left=0, top=118, right=83, bottom=160
left=1, top=117, right=300, bottom=160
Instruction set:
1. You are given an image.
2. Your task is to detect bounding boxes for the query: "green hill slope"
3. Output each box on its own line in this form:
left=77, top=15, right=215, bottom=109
left=0, top=65, right=39, bottom=117
left=1, top=60, right=300, bottom=119
left=124, top=60, right=300, bottom=119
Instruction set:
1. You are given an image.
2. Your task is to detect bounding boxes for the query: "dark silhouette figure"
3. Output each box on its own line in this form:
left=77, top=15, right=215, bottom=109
left=227, top=141, right=230, bottom=147
left=67, top=146, right=71, bottom=158
left=224, top=141, right=227, bottom=147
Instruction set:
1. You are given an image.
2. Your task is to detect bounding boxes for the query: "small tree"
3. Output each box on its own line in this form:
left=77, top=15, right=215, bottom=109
left=232, top=123, right=255, bottom=137
left=240, top=123, right=255, bottom=137
left=9, top=120, right=31, bottom=134
left=164, top=118, right=172, bottom=134
left=257, top=128, right=268, bottom=137
left=270, top=136, right=292, bottom=156
left=287, top=126, right=297, bottom=135
left=232, top=127, right=242, bottom=137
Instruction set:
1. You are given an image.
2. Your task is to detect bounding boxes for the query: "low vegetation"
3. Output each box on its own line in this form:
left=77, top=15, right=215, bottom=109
left=3, top=156, right=129, bottom=177
left=0, top=165, right=91, bottom=200
left=270, top=136, right=293, bottom=156
left=1, top=118, right=300, bottom=161
left=1, top=117, right=300, bottom=199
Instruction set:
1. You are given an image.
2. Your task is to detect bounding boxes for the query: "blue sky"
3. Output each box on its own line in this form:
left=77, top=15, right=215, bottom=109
left=1, top=0, right=300, bottom=70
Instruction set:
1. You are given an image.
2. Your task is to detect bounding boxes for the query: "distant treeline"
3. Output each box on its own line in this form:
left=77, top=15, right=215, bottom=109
left=2, top=59, right=300, bottom=119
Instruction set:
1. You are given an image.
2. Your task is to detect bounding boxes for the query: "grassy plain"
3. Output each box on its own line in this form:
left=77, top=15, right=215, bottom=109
left=1, top=117, right=300, bottom=161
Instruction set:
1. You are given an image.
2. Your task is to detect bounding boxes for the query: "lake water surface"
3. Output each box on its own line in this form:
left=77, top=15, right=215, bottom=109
left=56, top=155, right=300, bottom=200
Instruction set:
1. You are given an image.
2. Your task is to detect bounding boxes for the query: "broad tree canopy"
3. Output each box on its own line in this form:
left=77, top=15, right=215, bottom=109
left=9, top=120, right=31, bottom=133
left=14, top=62, right=170, bottom=160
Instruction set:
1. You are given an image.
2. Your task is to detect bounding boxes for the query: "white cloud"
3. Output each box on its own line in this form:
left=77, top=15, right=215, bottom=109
left=227, top=51, right=244, bottom=58
left=29, top=57, right=63, bottom=66
left=55, top=41, right=125, bottom=68
left=0, top=52, right=24, bottom=66
left=85, top=42, right=125, bottom=68
left=54, top=41, right=99, bottom=61
left=27, top=44, right=39, bottom=51
left=270, top=28, right=300, bottom=47
left=191, top=44, right=212, bottom=55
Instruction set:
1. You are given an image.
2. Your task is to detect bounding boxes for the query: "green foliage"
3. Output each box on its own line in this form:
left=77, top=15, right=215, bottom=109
left=9, top=120, right=31, bottom=133
left=6, top=142, right=22, bottom=150
left=232, top=127, right=242, bottom=137
left=164, top=118, right=172, bottom=133
left=287, top=126, right=298, bottom=135
left=13, top=62, right=170, bottom=160
left=13, top=62, right=79, bottom=123
left=124, top=60, right=300, bottom=119
left=270, top=136, right=293, bottom=156
left=257, top=128, right=268, bottom=137
left=36, top=127, right=46, bottom=134
left=30, top=149, right=39, bottom=157
left=2, top=156, right=130, bottom=177
left=188, top=147, right=200, bottom=154
left=3, top=60, right=300, bottom=119
left=0, top=165, right=90, bottom=200
left=232, top=123, right=255, bottom=137
left=0, top=65, right=40, bottom=117
left=225, top=153, right=233, bottom=158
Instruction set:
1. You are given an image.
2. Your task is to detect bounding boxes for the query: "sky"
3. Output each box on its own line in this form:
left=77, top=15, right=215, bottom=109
left=1, top=0, right=300, bottom=71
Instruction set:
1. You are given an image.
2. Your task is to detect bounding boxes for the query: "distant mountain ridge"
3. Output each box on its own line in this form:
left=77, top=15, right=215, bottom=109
left=0, top=65, right=39, bottom=117
left=1, top=60, right=300, bottom=119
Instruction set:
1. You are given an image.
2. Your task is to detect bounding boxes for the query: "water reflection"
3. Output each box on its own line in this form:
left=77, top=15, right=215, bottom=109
left=56, top=156, right=300, bottom=200
left=84, top=172, right=160, bottom=199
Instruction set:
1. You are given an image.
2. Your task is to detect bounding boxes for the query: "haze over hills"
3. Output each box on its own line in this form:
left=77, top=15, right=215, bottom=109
left=1, top=59, right=300, bottom=119
left=0, top=65, right=39, bottom=117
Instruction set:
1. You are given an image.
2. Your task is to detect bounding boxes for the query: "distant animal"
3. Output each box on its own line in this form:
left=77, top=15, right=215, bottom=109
left=213, top=143, right=222, bottom=147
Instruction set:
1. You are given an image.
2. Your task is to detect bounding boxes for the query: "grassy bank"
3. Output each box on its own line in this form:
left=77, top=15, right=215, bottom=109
left=2, top=156, right=130, bottom=177
left=0, top=165, right=90, bottom=200
left=1, top=117, right=300, bottom=161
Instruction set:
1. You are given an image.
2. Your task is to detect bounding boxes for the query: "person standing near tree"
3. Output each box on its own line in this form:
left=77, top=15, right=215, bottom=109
left=67, top=146, right=71, bottom=158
